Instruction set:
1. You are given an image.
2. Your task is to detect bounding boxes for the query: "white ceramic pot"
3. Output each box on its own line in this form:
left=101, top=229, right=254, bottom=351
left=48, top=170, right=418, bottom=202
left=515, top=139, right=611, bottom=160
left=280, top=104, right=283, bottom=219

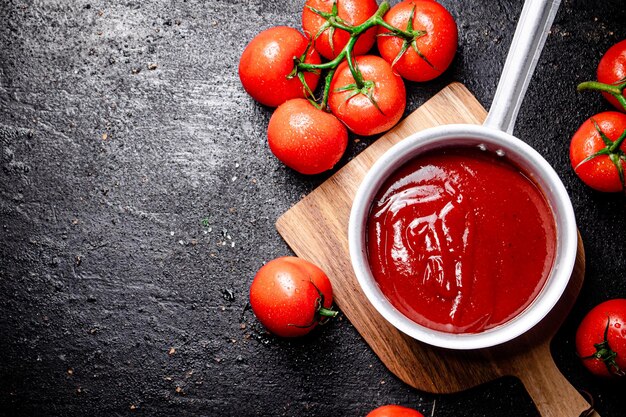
left=348, top=0, right=576, bottom=350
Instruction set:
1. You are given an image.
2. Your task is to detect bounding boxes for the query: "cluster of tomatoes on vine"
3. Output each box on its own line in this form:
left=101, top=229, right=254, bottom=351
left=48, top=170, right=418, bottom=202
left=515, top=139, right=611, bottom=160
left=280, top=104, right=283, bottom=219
left=571, top=39, right=626, bottom=193
left=239, top=0, right=457, bottom=175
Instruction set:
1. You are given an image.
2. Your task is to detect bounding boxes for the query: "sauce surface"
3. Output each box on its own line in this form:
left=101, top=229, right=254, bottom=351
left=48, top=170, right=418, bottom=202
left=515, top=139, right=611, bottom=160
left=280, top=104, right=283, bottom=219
left=367, top=147, right=556, bottom=333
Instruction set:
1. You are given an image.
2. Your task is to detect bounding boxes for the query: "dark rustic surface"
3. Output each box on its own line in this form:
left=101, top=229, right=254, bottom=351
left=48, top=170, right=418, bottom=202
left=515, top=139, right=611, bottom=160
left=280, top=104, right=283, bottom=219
left=1, top=0, right=625, bottom=416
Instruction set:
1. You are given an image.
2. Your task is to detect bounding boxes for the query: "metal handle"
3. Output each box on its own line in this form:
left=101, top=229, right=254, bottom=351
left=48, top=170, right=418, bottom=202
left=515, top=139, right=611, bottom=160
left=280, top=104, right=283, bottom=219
left=484, top=0, right=561, bottom=134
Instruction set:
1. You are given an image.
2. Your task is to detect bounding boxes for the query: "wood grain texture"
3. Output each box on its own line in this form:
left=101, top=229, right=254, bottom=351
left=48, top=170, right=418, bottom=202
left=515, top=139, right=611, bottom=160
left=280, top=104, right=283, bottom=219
left=276, top=83, right=597, bottom=417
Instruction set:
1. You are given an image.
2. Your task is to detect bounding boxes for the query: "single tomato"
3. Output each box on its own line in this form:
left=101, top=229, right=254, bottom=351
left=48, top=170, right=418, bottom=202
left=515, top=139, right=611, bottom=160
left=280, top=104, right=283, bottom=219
left=249, top=257, right=337, bottom=337
left=239, top=26, right=321, bottom=107
left=597, top=39, right=626, bottom=111
left=377, top=0, right=457, bottom=82
left=302, top=0, right=378, bottom=60
left=367, top=405, right=424, bottom=417
left=576, top=299, right=626, bottom=378
left=329, top=55, right=406, bottom=136
left=267, top=98, right=348, bottom=175
left=570, top=111, right=626, bottom=192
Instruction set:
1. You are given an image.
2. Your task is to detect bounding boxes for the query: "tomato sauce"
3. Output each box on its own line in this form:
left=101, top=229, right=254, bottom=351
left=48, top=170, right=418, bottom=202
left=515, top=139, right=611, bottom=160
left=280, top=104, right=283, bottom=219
left=367, top=147, right=556, bottom=333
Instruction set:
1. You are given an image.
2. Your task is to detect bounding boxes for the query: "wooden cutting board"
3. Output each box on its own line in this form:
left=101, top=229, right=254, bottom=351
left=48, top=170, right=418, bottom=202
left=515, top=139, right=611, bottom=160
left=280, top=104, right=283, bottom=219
left=276, top=83, right=597, bottom=417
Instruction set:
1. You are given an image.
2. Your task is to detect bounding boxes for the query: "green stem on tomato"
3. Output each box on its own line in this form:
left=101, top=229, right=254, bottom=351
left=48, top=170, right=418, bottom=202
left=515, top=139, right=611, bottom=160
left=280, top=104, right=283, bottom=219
left=298, top=2, right=392, bottom=107
left=373, top=16, right=397, bottom=33
left=327, top=19, right=353, bottom=33
left=344, top=37, right=364, bottom=88
left=578, top=80, right=626, bottom=112
left=320, top=67, right=336, bottom=110
left=298, top=2, right=392, bottom=73
left=318, top=307, right=338, bottom=318
left=609, top=128, right=626, bottom=153
left=350, top=1, right=391, bottom=34
left=299, top=57, right=344, bottom=71
left=580, top=317, right=624, bottom=376
left=575, top=119, right=626, bottom=190
left=578, top=80, right=622, bottom=95
left=295, top=0, right=425, bottom=112
left=373, top=14, right=415, bottom=39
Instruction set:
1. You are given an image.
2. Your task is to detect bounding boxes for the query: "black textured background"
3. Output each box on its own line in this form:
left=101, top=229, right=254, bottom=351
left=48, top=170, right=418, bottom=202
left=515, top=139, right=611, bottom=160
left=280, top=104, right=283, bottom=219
left=1, top=0, right=625, bottom=416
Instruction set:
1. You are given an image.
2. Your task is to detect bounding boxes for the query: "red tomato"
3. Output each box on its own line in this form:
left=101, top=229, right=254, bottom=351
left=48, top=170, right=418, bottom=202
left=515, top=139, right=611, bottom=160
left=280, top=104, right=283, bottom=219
left=302, top=0, right=378, bottom=60
left=267, top=99, right=348, bottom=175
left=377, top=0, right=457, bottom=82
left=576, top=299, right=626, bottom=378
left=569, top=111, right=626, bottom=192
left=329, top=55, right=406, bottom=136
left=239, top=26, right=321, bottom=107
left=249, top=257, right=336, bottom=337
left=367, top=405, right=424, bottom=417
left=597, top=39, right=626, bottom=111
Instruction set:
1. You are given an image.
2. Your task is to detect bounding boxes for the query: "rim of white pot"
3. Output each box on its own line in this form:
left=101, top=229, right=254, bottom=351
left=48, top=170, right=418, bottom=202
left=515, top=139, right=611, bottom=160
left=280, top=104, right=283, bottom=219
left=348, top=124, right=577, bottom=350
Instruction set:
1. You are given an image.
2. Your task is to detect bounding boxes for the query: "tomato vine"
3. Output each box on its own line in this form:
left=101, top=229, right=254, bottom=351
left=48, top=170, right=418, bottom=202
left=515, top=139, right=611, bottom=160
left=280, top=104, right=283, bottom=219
left=294, top=0, right=429, bottom=110
left=578, top=78, right=626, bottom=112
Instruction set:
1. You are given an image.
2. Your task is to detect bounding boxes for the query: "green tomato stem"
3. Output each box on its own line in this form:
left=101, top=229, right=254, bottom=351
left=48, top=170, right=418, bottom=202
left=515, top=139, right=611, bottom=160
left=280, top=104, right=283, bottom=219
left=610, top=128, right=626, bottom=153
left=373, top=15, right=411, bottom=38
left=578, top=80, right=626, bottom=112
left=351, top=1, right=391, bottom=34
left=297, top=1, right=393, bottom=76
left=344, top=37, right=364, bottom=88
left=318, top=307, right=338, bottom=318
left=578, top=80, right=622, bottom=95
left=328, top=19, right=353, bottom=33
left=294, top=0, right=424, bottom=111
left=320, top=67, right=336, bottom=110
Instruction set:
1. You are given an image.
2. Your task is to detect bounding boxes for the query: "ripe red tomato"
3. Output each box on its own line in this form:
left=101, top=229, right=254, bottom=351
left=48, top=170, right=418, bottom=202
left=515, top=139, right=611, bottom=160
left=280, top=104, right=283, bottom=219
left=249, top=257, right=336, bottom=337
left=576, top=299, right=626, bottom=378
left=377, top=0, right=457, bottom=82
left=367, top=405, right=424, bottom=417
left=302, top=0, right=378, bottom=60
left=569, top=111, right=626, bottom=192
left=239, top=26, right=321, bottom=107
left=267, top=98, right=348, bottom=175
left=328, top=55, right=406, bottom=136
left=597, top=39, right=626, bottom=111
